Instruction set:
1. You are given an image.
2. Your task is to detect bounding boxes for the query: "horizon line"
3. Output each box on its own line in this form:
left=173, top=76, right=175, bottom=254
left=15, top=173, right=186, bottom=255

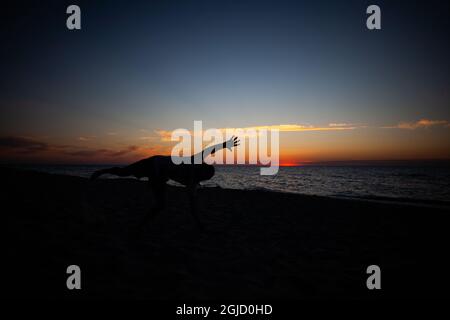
left=2, top=159, right=450, bottom=167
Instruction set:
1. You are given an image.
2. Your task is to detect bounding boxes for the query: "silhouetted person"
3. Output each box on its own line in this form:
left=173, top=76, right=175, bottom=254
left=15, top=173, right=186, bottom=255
left=91, top=136, right=240, bottom=229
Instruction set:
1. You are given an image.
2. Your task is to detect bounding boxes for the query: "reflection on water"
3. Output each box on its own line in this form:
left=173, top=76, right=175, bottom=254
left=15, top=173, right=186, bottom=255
left=12, top=164, right=450, bottom=205
left=206, top=165, right=450, bottom=204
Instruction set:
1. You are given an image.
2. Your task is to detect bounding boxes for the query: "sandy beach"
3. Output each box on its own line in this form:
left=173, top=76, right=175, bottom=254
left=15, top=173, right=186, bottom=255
left=4, top=167, right=450, bottom=299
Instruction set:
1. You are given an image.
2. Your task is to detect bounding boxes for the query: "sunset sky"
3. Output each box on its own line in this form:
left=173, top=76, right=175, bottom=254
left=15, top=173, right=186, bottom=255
left=1, top=0, right=449, bottom=165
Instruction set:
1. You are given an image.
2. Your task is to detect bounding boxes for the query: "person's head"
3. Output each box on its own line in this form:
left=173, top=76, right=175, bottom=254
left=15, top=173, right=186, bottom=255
left=197, top=164, right=215, bottom=182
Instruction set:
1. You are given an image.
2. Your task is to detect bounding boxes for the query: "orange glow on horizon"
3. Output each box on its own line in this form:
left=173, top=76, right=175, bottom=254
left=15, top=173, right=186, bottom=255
left=279, top=162, right=301, bottom=167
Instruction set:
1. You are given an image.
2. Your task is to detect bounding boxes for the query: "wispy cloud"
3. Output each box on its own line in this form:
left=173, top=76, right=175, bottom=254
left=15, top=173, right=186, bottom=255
left=139, top=136, right=159, bottom=141
left=0, top=135, right=141, bottom=159
left=155, top=130, right=175, bottom=142
left=78, top=136, right=94, bottom=141
left=155, top=123, right=361, bottom=141
left=0, top=136, right=49, bottom=154
left=243, top=124, right=360, bottom=132
left=328, top=123, right=357, bottom=127
left=64, top=146, right=139, bottom=157
left=384, top=119, right=450, bottom=130
left=108, top=145, right=139, bottom=157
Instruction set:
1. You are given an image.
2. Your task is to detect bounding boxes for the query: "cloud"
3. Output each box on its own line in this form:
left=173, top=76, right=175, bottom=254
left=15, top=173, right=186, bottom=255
left=64, top=145, right=139, bottom=157
left=64, top=149, right=108, bottom=157
left=108, top=145, right=139, bottom=157
left=139, top=136, right=159, bottom=141
left=0, top=136, right=49, bottom=154
left=0, top=135, right=141, bottom=159
left=155, top=123, right=360, bottom=141
left=155, top=130, right=175, bottom=142
left=328, top=123, right=355, bottom=127
left=385, top=119, right=449, bottom=130
left=238, top=124, right=359, bottom=132
left=78, top=135, right=97, bottom=141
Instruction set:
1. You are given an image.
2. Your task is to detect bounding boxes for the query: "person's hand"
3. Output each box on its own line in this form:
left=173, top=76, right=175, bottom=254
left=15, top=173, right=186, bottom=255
left=225, top=136, right=240, bottom=150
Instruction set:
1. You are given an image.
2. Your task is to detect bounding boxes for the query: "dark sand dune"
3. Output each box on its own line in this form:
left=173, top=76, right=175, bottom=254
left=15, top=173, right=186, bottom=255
left=4, top=167, right=450, bottom=299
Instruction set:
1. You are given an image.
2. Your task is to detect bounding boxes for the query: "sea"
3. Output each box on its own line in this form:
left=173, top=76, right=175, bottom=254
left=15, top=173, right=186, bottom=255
left=10, top=163, right=450, bottom=207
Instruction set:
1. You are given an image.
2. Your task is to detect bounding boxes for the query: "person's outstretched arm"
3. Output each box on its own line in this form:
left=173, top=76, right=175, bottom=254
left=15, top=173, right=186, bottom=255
left=191, top=136, right=240, bottom=163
